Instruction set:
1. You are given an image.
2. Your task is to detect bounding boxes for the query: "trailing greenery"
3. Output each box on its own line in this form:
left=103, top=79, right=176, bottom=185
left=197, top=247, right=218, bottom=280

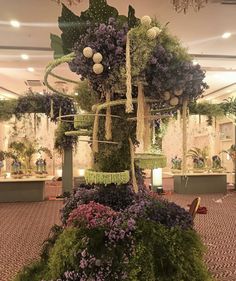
left=13, top=260, right=48, bottom=281
left=188, top=98, right=236, bottom=125
left=0, top=92, right=77, bottom=151
left=0, top=100, right=18, bottom=121
left=129, top=220, right=213, bottom=281
left=54, top=122, right=78, bottom=153
left=13, top=194, right=212, bottom=281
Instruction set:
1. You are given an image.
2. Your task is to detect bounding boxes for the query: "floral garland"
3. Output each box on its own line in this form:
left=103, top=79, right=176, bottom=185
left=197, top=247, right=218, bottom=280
left=85, top=169, right=130, bottom=185
left=134, top=153, right=167, bottom=169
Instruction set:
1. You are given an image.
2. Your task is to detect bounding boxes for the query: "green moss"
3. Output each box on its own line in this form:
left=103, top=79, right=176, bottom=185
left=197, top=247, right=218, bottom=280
left=94, top=105, right=137, bottom=172
left=74, top=81, right=99, bottom=112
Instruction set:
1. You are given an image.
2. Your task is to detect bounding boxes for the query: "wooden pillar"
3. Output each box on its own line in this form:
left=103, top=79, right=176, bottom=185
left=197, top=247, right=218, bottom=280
left=182, top=100, right=188, bottom=174
left=62, top=147, right=73, bottom=194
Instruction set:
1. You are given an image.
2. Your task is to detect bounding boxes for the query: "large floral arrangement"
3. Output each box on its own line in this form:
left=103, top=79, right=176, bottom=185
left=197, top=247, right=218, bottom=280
left=14, top=1, right=212, bottom=280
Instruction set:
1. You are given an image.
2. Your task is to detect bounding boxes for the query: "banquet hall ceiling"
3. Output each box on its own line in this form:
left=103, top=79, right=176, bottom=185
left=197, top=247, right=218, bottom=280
left=0, top=0, right=236, bottom=101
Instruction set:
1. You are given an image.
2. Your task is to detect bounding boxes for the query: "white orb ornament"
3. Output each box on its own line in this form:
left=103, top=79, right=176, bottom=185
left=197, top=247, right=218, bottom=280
left=170, top=97, right=179, bottom=106
left=175, top=89, right=183, bottom=96
left=93, top=63, right=104, bottom=75
left=147, top=27, right=157, bottom=40
left=141, top=15, right=152, bottom=27
left=163, top=91, right=171, bottom=101
left=83, top=47, right=93, bottom=58
left=93, top=52, right=103, bottom=63
left=152, top=26, right=162, bottom=36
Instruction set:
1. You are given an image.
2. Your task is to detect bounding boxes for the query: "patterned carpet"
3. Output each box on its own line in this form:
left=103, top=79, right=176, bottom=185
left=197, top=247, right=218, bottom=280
left=169, top=191, right=236, bottom=281
left=0, top=201, right=62, bottom=281
left=0, top=192, right=235, bottom=281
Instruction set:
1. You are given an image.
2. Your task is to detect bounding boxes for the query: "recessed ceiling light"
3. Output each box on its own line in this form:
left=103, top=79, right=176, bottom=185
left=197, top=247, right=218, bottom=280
left=21, top=54, right=29, bottom=60
left=222, top=32, right=231, bottom=39
left=27, top=67, right=35, bottom=72
left=10, top=20, right=20, bottom=28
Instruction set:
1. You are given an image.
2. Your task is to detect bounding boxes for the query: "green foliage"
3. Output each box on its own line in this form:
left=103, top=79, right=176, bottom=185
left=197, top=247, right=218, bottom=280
left=46, top=227, right=87, bottom=279
left=50, top=33, right=64, bottom=59
left=54, top=122, right=78, bottom=153
left=41, top=225, right=63, bottom=261
left=58, top=4, right=86, bottom=55
left=127, top=5, right=139, bottom=28
left=94, top=105, right=137, bottom=172
left=74, top=114, right=94, bottom=129
left=58, top=1, right=139, bottom=54
left=189, top=101, right=228, bottom=125
left=222, top=97, right=236, bottom=117
left=158, top=27, right=191, bottom=62
left=74, top=80, right=99, bottom=112
left=0, top=100, right=17, bottom=121
left=14, top=203, right=211, bottom=281
left=129, top=24, right=157, bottom=78
left=187, top=146, right=209, bottom=163
left=15, top=93, right=46, bottom=118
left=128, top=220, right=213, bottom=281
left=13, top=260, right=47, bottom=281
left=80, top=0, right=118, bottom=23
left=1, top=138, right=52, bottom=169
left=189, top=102, right=224, bottom=120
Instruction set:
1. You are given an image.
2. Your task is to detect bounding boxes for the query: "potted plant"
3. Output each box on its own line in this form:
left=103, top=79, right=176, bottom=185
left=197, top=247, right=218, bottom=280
left=222, top=144, right=236, bottom=172
left=212, top=155, right=225, bottom=173
left=0, top=137, right=52, bottom=178
left=0, top=151, right=4, bottom=177
left=187, top=147, right=209, bottom=173
left=171, top=156, right=182, bottom=173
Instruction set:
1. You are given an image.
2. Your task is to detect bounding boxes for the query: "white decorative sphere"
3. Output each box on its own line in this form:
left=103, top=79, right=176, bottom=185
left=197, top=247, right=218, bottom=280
left=163, top=91, right=171, bottom=101
left=83, top=47, right=93, bottom=58
left=170, top=97, right=179, bottom=106
left=175, top=89, right=183, bottom=96
left=141, top=15, right=152, bottom=27
left=93, top=63, right=104, bottom=75
left=93, top=52, right=103, bottom=63
left=147, top=28, right=157, bottom=40
left=152, top=26, right=162, bottom=36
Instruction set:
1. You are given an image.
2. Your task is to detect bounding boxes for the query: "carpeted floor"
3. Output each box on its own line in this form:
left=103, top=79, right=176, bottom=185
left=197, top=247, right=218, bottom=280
left=169, top=191, right=236, bottom=281
left=0, top=201, right=63, bottom=281
left=0, top=192, right=235, bottom=281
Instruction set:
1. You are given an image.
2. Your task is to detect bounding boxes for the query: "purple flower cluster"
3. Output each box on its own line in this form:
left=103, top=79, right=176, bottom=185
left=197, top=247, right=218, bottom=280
left=106, top=216, right=136, bottom=243
left=61, top=185, right=136, bottom=225
left=69, top=18, right=128, bottom=93
left=144, top=44, right=208, bottom=105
